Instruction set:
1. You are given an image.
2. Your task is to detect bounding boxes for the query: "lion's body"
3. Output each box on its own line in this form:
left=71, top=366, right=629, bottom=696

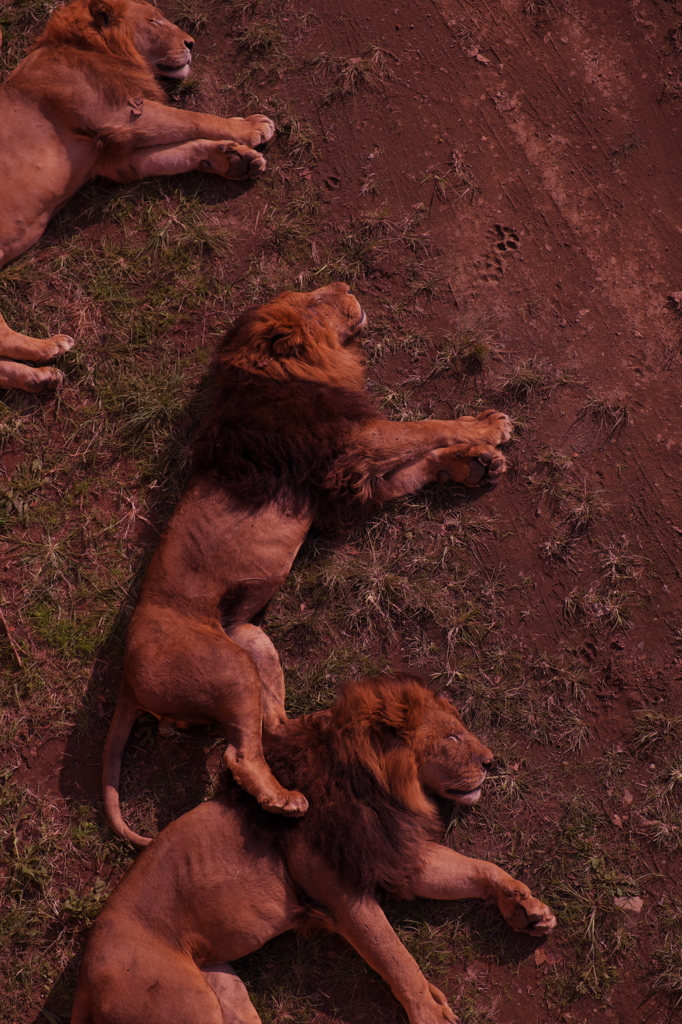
left=78, top=677, right=556, bottom=1024
left=0, top=0, right=275, bottom=392
left=104, top=283, right=514, bottom=845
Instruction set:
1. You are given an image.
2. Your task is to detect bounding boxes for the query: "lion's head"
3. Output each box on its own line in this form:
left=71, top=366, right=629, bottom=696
left=217, top=283, right=368, bottom=391
left=38, top=0, right=194, bottom=81
left=330, top=675, right=494, bottom=812
left=256, top=674, right=494, bottom=895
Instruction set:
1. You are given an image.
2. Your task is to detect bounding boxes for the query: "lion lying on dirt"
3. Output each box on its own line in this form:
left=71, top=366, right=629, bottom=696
left=77, top=676, right=556, bottom=1024
left=104, top=282, right=513, bottom=845
left=0, top=0, right=274, bottom=393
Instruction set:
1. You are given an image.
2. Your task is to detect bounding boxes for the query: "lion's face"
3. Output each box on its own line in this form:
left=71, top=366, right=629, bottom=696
left=415, top=698, right=493, bottom=806
left=91, top=0, right=195, bottom=79
left=275, top=283, right=367, bottom=348
left=219, top=282, right=368, bottom=390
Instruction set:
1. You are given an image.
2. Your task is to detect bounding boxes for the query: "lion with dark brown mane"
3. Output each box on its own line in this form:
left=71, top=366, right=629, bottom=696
left=76, top=675, right=556, bottom=1024
left=0, top=0, right=274, bottom=393
left=103, top=282, right=513, bottom=846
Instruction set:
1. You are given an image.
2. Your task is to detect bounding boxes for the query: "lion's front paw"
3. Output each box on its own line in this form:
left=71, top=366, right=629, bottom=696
left=23, top=366, right=65, bottom=393
left=474, top=409, right=513, bottom=444
left=411, top=986, right=460, bottom=1024
left=242, top=113, right=276, bottom=146
left=38, top=334, right=75, bottom=364
left=436, top=443, right=507, bottom=488
left=201, top=142, right=267, bottom=180
left=502, top=893, right=557, bottom=936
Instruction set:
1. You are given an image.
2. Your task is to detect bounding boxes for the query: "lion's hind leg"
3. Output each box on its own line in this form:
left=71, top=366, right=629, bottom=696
left=200, top=637, right=308, bottom=818
left=202, top=964, right=262, bottom=1024
left=223, top=622, right=287, bottom=734
left=76, top=926, right=226, bottom=1024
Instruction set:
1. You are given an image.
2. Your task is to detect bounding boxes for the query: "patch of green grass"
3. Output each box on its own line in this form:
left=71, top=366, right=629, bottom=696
left=236, top=22, right=283, bottom=56
left=577, top=396, right=632, bottom=438
left=562, top=584, right=632, bottom=631
left=494, top=356, right=572, bottom=402
left=433, top=322, right=499, bottom=376
left=651, top=927, right=682, bottom=1009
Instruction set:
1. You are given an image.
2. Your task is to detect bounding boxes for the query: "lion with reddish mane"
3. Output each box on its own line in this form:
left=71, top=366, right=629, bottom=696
left=0, top=0, right=274, bottom=392
left=104, top=282, right=513, bottom=845
left=76, top=675, right=556, bottom=1024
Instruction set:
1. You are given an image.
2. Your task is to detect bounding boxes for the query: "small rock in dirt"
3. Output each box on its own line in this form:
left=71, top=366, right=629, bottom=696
left=622, top=788, right=633, bottom=806
left=614, top=895, right=643, bottom=925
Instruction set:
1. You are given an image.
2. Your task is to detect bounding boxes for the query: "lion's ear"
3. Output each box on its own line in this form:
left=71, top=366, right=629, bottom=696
left=89, top=0, right=116, bottom=28
left=270, top=323, right=305, bottom=357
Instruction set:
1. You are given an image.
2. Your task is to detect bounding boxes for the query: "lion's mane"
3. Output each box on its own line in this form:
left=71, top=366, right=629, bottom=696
left=224, top=675, right=443, bottom=897
left=10, top=0, right=165, bottom=114
left=192, top=303, right=377, bottom=522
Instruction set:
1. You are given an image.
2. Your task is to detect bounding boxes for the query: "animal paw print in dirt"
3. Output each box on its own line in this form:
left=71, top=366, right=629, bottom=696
left=480, top=225, right=520, bottom=283
left=493, top=223, right=520, bottom=253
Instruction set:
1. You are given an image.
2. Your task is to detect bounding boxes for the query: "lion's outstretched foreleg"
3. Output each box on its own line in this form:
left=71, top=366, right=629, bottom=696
left=287, top=847, right=461, bottom=1024
left=0, top=314, right=74, bottom=392
left=102, top=139, right=267, bottom=185
left=337, top=902, right=459, bottom=1024
left=341, top=412, right=512, bottom=501
left=0, top=359, right=64, bottom=393
left=0, top=314, right=74, bottom=364
left=409, top=842, right=557, bottom=937
left=373, top=442, right=507, bottom=500
left=96, top=104, right=275, bottom=160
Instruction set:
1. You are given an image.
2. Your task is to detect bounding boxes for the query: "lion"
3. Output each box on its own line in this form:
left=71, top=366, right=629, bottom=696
left=75, top=675, right=556, bottom=1024
left=0, top=0, right=275, bottom=393
left=103, top=281, right=513, bottom=845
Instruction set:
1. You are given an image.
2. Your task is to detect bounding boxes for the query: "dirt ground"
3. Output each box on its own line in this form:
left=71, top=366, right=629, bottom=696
left=2, top=0, right=682, bottom=1022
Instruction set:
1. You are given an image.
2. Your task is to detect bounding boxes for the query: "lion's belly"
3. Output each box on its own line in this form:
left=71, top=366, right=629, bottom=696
left=0, top=91, right=95, bottom=266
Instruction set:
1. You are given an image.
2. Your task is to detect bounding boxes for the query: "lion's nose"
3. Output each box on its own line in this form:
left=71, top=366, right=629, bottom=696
left=185, top=38, right=194, bottom=51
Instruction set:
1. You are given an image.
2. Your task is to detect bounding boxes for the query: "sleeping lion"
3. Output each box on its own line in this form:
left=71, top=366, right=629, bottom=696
left=104, top=282, right=513, bottom=845
left=76, top=675, right=556, bottom=1024
left=0, top=0, right=274, bottom=393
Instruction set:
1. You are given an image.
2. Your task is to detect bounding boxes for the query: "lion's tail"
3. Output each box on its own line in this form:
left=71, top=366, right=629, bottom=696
left=103, top=683, right=152, bottom=848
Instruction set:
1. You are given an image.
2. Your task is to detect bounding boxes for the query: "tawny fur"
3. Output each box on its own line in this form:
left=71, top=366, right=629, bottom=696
left=0, top=0, right=275, bottom=392
left=77, top=677, right=556, bottom=1024
left=103, top=282, right=514, bottom=846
